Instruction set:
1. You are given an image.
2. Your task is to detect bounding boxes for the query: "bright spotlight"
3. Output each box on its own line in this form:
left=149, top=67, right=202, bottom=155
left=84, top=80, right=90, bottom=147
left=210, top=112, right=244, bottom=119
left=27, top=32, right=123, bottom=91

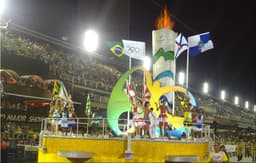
left=203, top=82, right=208, bottom=94
left=245, top=101, right=249, bottom=109
left=84, top=30, right=98, bottom=52
left=143, top=56, right=151, bottom=71
left=0, top=0, right=6, bottom=15
left=254, top=105, right=256, bottom=112
left=178, top=72, right=185, bottom=85
left=220, top=90, right=225, bottom=100
left=234, top=96, right=239, bottom=105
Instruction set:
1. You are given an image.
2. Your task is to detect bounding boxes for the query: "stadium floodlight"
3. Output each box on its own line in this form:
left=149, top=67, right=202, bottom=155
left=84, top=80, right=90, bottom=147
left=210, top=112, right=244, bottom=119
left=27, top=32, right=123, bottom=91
left=220, top=90, right=225, bottom=100
left=178, top=72, right=185, bottom=85
left=0, top=0, right=6, bottom=15
left=203, top=82, right=209, bottom=94
left=143, top=56, right=151, bottom=71
left=245, top=101, right=249, bottom=109
left=254, top=105, right=256, bottom=112
left=234, top=96, right=239, bottom=105
left=84, top=29, right=98, bottom=52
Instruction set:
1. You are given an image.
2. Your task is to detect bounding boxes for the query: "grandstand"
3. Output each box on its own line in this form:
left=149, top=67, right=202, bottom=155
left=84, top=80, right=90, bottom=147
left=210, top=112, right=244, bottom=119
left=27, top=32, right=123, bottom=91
left=1, top=22, right=255, bottom=136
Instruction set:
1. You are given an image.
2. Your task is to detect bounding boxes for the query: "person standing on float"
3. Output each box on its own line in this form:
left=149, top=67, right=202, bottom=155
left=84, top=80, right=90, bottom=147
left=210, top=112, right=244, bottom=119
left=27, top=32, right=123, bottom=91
left=158, top=99, right=169, bottom=137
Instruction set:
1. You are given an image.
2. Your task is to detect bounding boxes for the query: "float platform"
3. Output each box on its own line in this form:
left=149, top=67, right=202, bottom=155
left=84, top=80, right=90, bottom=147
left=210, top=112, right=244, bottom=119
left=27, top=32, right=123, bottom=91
left=38, top=135, right=210, bottom=162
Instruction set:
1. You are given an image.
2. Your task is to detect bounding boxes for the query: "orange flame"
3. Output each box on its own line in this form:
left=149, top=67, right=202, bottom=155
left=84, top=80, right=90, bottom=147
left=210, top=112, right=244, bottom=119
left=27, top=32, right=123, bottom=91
left=156, top=5, right=175, bottom=29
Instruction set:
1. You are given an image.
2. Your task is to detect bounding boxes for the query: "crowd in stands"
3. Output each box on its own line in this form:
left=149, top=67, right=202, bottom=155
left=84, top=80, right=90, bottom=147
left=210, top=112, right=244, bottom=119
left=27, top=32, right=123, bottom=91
left=192, top=91, right=255, bottom=127
left=1, top=30, right=255, bottom=134
left=1, top=123, right=40, bottom=145
left=1, top=31, right=122, bottom=92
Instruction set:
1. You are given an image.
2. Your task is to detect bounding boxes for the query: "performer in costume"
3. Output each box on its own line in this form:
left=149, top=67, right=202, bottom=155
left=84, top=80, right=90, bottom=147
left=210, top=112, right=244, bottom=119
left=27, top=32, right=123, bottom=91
left=149, top=107, right=158, bottom=138
left=51, top=98, right=62, bottom=134
left=60, top=106, right=68, bottom=135
left=142, top=101, right=150, bottom=138
left=158, top=97, right=169, bottom=137
left=67, top=101, right=77, bottom=136
left=195, top=109, right=204, bottom=138
left=191, top=107, right=198, bottom=139
left=132, top=100, right=145, bottom=137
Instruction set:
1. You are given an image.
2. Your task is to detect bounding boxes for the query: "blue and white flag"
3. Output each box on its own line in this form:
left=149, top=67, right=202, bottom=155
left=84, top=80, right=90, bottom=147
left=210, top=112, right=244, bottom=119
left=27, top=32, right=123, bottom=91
left=175, top=33, right=188, bottom=58
left=188, top=32, right=214, bottom=56
left=122, top=40, right=145, bottom=60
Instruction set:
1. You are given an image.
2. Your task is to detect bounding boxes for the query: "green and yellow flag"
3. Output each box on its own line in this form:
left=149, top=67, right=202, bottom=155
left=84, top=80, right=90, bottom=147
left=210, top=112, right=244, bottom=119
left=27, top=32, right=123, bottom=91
left=52, top=80, right=68, bottom=102
left=85, top=94, right=91, bottom=117
left=105, top=41, right=129, bottom=60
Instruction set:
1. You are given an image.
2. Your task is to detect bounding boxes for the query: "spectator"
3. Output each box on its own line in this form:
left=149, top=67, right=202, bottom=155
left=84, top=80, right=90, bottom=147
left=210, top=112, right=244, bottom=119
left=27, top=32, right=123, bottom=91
left=251, top=140, right=256, bottom=162
left=208, top=142, right=228, bottom=163
left=236, top=138, right=245, bottom=161
left=1, top=133, right=8, bottom=163
left=220, top=144, right=230, bottom=162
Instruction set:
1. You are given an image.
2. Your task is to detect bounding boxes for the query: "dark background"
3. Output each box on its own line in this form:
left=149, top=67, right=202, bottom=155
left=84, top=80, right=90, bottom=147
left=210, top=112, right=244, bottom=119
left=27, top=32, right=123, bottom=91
left=2, top=0, right=255, bottom=105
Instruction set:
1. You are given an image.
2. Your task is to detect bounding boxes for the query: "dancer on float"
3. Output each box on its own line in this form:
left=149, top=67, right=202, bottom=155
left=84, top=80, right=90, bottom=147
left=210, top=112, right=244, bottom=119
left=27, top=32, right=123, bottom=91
left=50, top=98, right=62, bottom=134
left=132, top=99, right=145, bottom=138
left=158, top=97, right=169, bottom=137
left=67, top=100, right=77, bottom=136
left=148, top=107, right=158, bottom=138
left=141, top=101, right=150, bottom=138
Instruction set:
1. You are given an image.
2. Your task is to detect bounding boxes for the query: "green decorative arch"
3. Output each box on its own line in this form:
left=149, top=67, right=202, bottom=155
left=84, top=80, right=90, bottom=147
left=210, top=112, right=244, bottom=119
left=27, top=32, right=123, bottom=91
left=107, top=66, right=189, bottom=136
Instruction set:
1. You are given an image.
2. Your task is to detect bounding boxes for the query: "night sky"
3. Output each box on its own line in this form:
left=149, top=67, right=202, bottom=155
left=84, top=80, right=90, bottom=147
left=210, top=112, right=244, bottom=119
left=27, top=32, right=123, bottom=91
left=2, top=0, right=255, bottom=106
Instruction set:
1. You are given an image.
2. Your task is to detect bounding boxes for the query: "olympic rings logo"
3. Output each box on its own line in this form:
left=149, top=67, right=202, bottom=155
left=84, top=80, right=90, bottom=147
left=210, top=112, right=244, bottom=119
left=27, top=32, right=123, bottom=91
left=127, top=46, right=140, bottom=54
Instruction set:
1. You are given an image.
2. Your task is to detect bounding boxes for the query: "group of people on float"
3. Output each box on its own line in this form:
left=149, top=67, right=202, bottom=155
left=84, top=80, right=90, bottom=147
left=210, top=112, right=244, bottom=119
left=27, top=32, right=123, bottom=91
left=130, top=99, right=159, bottom=138
left=183, top=105, right=205, bottom=139
left=128, top=85, right=205, bottom=139
left=128, top=92, right=178, bottom=139
left=48, top=98, right=77, bottom=135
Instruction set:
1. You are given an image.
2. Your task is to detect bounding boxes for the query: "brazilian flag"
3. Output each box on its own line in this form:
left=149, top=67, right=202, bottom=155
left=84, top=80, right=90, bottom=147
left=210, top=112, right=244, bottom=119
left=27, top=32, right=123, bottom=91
left=105, top=41, right=129, bottom=60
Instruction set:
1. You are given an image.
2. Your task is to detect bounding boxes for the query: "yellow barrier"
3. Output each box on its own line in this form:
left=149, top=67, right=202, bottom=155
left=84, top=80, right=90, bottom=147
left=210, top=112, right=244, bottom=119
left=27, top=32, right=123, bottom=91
left=38, top=136, right=210, bottom=162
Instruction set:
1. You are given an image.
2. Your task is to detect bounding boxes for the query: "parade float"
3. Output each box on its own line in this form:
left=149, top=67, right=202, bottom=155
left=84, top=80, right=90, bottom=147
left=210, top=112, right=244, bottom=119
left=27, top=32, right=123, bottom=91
left=37, top=6, right=212, bottom=163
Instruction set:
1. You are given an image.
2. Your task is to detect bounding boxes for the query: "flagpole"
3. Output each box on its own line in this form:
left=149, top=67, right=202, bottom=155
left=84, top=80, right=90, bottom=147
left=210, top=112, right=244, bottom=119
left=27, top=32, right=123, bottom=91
left=128, top=56, right=131, bottom=84
left=127, top=55, right=131, bottom=154
left=127, top=55, right=131, bottom=131
left=126, top=56, right=132, bottom=160
left=186, top=47, right=189, bottom=89
left=172, top=56, right=176, bottom=115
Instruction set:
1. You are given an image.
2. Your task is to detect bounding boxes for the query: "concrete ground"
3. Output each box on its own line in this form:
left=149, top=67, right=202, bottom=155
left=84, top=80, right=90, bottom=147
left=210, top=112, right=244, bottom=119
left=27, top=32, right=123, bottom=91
left=230, top=156, right=255, bottom=163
